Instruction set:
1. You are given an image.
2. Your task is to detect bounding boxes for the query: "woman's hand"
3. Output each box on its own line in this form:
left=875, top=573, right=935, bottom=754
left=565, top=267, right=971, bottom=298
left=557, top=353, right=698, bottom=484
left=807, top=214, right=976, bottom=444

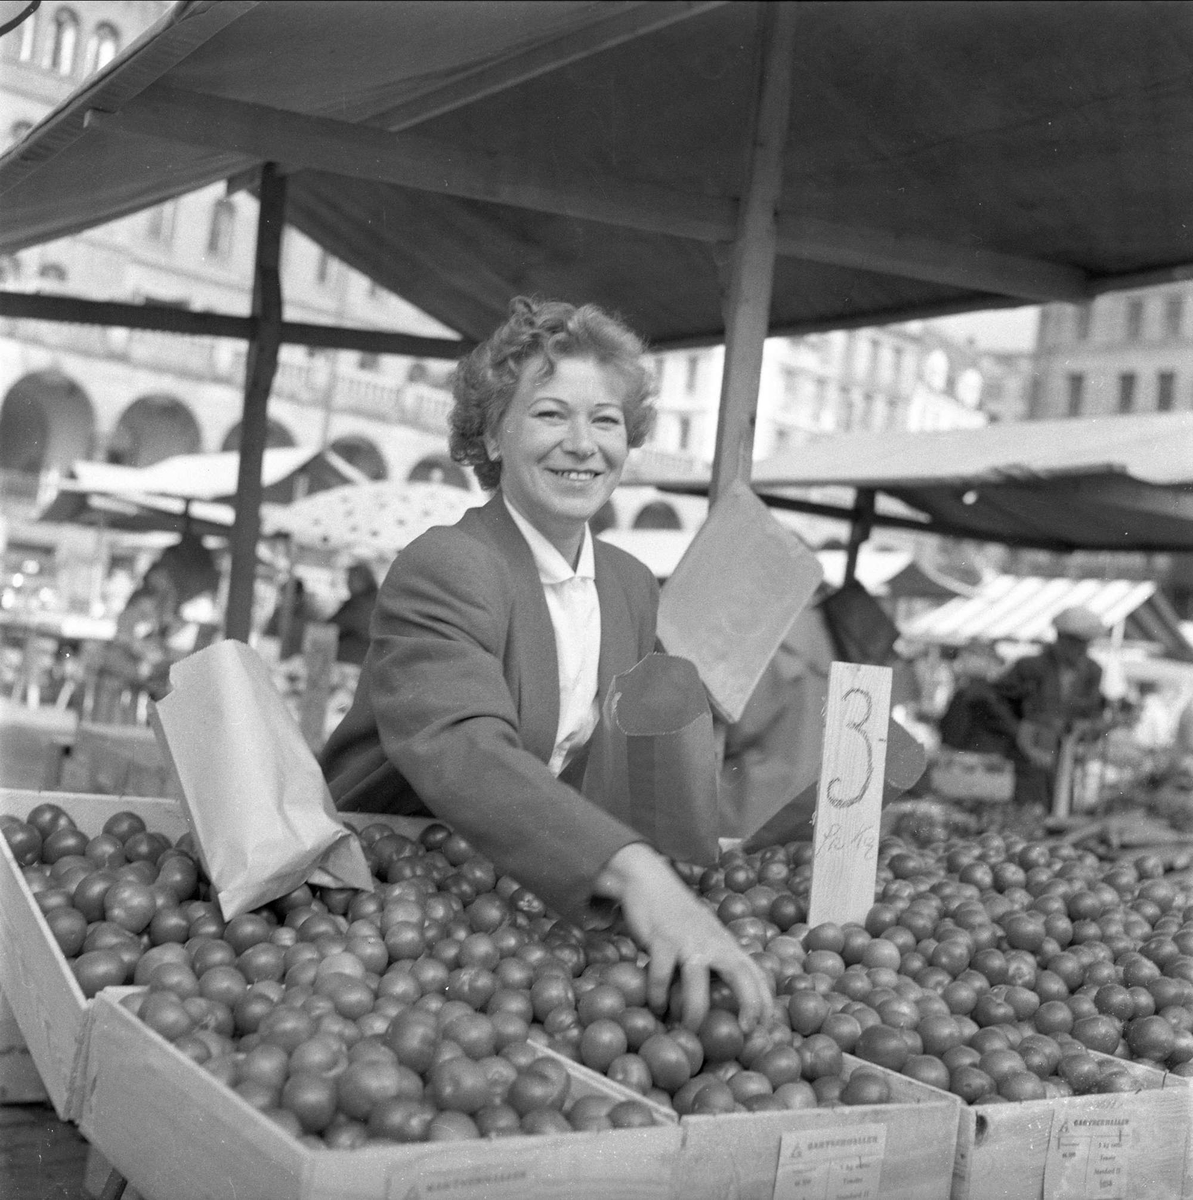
left=594, top=842, right=774, bottom=1033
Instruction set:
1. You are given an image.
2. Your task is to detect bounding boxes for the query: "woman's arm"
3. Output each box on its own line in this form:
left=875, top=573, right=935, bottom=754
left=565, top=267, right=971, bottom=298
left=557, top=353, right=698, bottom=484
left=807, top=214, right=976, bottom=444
left=366, top=530, right=640, bottom=923
left=594, top=842, right=775, bottom=1032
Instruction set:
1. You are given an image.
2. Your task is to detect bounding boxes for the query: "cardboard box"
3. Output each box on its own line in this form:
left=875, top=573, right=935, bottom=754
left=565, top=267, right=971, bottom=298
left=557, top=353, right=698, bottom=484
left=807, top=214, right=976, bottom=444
left=77, top=991, right=682, bottom=1200
left=948, top=1055, right=1192, bottom=1200
left=673, top=1054, right=962, bottom=1200
left=0, top=788, right=433, bottom=1119
left=0, top=788, right=189, bottom=1118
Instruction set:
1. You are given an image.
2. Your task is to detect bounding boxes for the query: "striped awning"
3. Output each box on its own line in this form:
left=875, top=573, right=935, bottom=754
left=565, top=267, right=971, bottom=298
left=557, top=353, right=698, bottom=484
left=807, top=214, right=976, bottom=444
left=903, top=575, right=1193, bottom=661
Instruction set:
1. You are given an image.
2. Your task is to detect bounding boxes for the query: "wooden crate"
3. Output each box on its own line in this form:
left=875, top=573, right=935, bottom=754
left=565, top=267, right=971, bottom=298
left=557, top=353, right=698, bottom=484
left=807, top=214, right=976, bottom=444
left=929, top=750, right=1014, bottom=803
left=0, top=789, right=188, bottom=1119
left=673, top=1055, right=962, bottom=1200
left=78, top=992, right=682, bottom=1200
left=949, top=1055, right=1192, bottom=1200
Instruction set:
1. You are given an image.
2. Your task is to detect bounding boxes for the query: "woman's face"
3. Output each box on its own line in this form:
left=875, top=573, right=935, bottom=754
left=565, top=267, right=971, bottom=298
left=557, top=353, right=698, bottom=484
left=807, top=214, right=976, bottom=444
left=486, top=355, right=629, bottom=559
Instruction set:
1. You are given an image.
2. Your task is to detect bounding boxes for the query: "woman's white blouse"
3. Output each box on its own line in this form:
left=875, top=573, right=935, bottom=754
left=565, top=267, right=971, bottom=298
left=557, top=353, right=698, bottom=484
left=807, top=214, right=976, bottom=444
left=503, top=498, right=602, bottom=776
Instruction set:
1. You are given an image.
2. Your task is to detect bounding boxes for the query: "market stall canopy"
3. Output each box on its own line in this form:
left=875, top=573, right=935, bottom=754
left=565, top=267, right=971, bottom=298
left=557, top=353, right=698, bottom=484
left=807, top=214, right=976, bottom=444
left=263, top=481, right=484, bottom=560
left=75, top=447, right=364, bottom=504
left=657, top=412, right=1193, bottom=553
left=903, top=575, right=1193, bottom=662
left=3, top=1, right=1193, bottom=343
left=598, top=527, right=971, bottom=598
left=36, top=485, right=236, bottom=539
left=37, top=447, right=365, bottom=535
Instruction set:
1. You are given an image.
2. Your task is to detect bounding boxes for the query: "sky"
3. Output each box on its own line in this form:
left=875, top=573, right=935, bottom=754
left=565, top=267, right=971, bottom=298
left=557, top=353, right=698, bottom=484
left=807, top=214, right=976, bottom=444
left=921, top=306, right=1041, bottom=353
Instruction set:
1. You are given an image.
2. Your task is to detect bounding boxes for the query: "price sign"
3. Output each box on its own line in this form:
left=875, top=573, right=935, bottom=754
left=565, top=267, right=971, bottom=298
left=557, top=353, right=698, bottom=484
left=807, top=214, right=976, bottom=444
left=807, top=662, right=891, bottom=929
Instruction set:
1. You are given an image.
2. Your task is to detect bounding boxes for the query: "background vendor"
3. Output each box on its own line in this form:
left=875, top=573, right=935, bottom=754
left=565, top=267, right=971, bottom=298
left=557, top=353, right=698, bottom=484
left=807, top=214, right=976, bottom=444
left=941, top=605, right=1108, bottom=807
left=321, top=297, right=772, bottom=1032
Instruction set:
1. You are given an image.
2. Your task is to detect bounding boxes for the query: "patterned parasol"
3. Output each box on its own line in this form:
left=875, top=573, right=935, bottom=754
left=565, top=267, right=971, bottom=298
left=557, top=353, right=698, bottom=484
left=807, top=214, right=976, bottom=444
left=264, top=481, right=483, bottom=560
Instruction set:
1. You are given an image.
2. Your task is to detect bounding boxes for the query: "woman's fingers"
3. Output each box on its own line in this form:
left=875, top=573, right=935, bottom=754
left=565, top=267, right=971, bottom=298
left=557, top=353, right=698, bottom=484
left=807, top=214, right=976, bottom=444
left=647, top=941, right=678, bottom=1014
left=678, top=958, right=712, bottom=1031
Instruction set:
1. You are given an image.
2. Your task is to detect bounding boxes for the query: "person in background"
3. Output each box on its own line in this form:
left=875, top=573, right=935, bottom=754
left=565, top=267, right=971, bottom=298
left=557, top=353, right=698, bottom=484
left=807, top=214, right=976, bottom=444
left=944, top=606, right=1108, bottom=808
left=321, top=296, right=772, bottom=1032
left=264, top=577, right=312, bottom=661
left=329, top=563, right=379, bottom=666
left=93, top=561, right=180, bottom=719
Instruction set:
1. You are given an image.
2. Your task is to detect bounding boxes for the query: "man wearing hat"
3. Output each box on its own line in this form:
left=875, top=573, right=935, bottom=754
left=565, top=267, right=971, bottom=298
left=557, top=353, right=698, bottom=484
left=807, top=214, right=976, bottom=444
left=989, top=604, right=1108, bottom=807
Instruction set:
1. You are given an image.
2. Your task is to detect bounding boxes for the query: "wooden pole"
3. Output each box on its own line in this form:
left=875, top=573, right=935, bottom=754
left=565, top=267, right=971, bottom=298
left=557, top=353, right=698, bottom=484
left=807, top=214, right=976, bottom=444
left=843, top=488, right=876, bottom=586
left=708, top=2, right=797, bottom=505
left=225, top=164, right=286, bottom=643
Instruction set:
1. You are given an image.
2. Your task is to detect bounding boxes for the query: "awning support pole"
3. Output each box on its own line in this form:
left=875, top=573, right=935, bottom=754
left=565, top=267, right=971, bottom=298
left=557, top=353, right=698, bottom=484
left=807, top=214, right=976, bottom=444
left=843, top=488, right=876, bottom=587
left=226, top=163, right=286, bottom=643
left=708, top=1, right=796, bottom=506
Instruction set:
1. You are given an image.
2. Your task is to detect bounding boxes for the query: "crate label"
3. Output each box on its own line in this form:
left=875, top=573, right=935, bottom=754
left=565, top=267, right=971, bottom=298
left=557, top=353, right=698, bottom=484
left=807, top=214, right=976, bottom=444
left=389, top=1154, right=541, bottom=1200
left=1043, top=1114, right=1132, bottom=1199
left=774, top=1123, right=886, bottom=1200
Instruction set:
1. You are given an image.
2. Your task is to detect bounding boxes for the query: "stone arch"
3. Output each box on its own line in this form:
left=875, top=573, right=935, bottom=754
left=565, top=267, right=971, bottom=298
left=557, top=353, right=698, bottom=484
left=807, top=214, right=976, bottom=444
left=107, top=394, right=202, bottom=466
left=0, top=370, right=94, bottom=473
left=407, top=453, right=470, bottom=490
left=632, top=500, right=683, bottom=530
left=329, top=435, right=388, bottom=481
left=221, top=418, right=296, bottom=452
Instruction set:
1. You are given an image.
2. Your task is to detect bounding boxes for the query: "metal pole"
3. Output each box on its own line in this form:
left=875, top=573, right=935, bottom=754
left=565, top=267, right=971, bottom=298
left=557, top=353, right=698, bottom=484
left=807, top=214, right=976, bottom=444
left=708, top=2, right=797, bottom=506
left=225, top=163, right=286, bottom=642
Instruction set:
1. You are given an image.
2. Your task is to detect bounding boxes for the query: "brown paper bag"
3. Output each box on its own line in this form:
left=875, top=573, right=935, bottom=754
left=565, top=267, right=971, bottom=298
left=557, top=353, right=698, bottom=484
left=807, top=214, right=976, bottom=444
left=150, top=639, right=373, bottom=918
left=582, top=653, right=719, bottom=865
left=657, top=480, right=823, bottom=723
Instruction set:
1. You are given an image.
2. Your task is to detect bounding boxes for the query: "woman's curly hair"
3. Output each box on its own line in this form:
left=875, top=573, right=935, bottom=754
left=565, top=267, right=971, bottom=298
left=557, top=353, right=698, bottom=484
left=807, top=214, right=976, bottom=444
left=449, top=296, right=656, bottom=491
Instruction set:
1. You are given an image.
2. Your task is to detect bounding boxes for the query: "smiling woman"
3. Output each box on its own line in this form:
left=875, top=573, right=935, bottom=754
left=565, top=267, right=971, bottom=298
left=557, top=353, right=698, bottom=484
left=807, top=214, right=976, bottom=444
left=321, top=297, right=775, bottom=1035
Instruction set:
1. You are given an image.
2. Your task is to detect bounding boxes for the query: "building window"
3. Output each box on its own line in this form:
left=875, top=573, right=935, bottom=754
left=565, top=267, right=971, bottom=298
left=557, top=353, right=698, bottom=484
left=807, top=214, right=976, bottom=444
left=47, top=8, right=79, bottom=75
left=1027, top=375, right=1043, bottom=418
left=0, top=255, right=21, bottom=285
left=38, top=263, right=67, bottom=287
left=315, top=250, right=333, bottom=285
left=1074, top=303, right=1093, bottom=341
left=676, top=414, right=692, bottom=453
left=685, top=354, right=699, bottom=394
left=1125, top=298, right=1144, bottom=341
left=145, top=201, right=177, bottom=246
left=358, top=352, right=380, bottom=371
left=1157, top=371, right=1176, bottom=412
left=1165, top=296, right=1184, bottom=340
left=9, top=121, right=33, bottom=146
left=1066, top=373, right=1084, bottom=417
left=1117, top=372, right=1137, bottom=413
left=83, top=22, right=119, bottom=75
left=17, top=10, right=37, bottom=61
left=206, top=198, right=236, bottom=259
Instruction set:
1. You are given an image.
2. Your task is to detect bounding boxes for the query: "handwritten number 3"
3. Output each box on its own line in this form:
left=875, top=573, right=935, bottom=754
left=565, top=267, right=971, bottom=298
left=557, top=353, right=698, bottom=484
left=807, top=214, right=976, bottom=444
left=827, top=687, right=874, bottom=809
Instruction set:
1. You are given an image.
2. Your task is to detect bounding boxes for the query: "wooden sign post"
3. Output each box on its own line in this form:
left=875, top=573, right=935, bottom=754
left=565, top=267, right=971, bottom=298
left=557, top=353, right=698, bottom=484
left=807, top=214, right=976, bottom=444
left=807, top=662, right=892, bottom=929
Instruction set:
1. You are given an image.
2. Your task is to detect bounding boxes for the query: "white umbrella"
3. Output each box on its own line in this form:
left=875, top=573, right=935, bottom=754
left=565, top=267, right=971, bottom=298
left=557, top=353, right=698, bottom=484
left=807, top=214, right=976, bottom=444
left=264, top=481, right=483, bottom=560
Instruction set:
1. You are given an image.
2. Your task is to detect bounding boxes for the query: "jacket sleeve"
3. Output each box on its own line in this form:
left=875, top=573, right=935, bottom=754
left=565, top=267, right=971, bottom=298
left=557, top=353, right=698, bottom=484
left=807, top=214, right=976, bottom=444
left=364, top=530, right=641, bottom=922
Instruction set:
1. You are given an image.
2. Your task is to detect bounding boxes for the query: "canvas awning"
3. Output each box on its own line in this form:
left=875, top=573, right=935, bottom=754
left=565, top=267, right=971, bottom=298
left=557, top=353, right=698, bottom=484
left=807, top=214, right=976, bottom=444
left=2, top=1, right=1192, bottom=345
left=903, top=574, right=1193, bottom=662
left=5, top=1, right=1192, bottom=634
left=36, top=447, right=366, bottom=535
left=657, top=412, right=1193, bottom=553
